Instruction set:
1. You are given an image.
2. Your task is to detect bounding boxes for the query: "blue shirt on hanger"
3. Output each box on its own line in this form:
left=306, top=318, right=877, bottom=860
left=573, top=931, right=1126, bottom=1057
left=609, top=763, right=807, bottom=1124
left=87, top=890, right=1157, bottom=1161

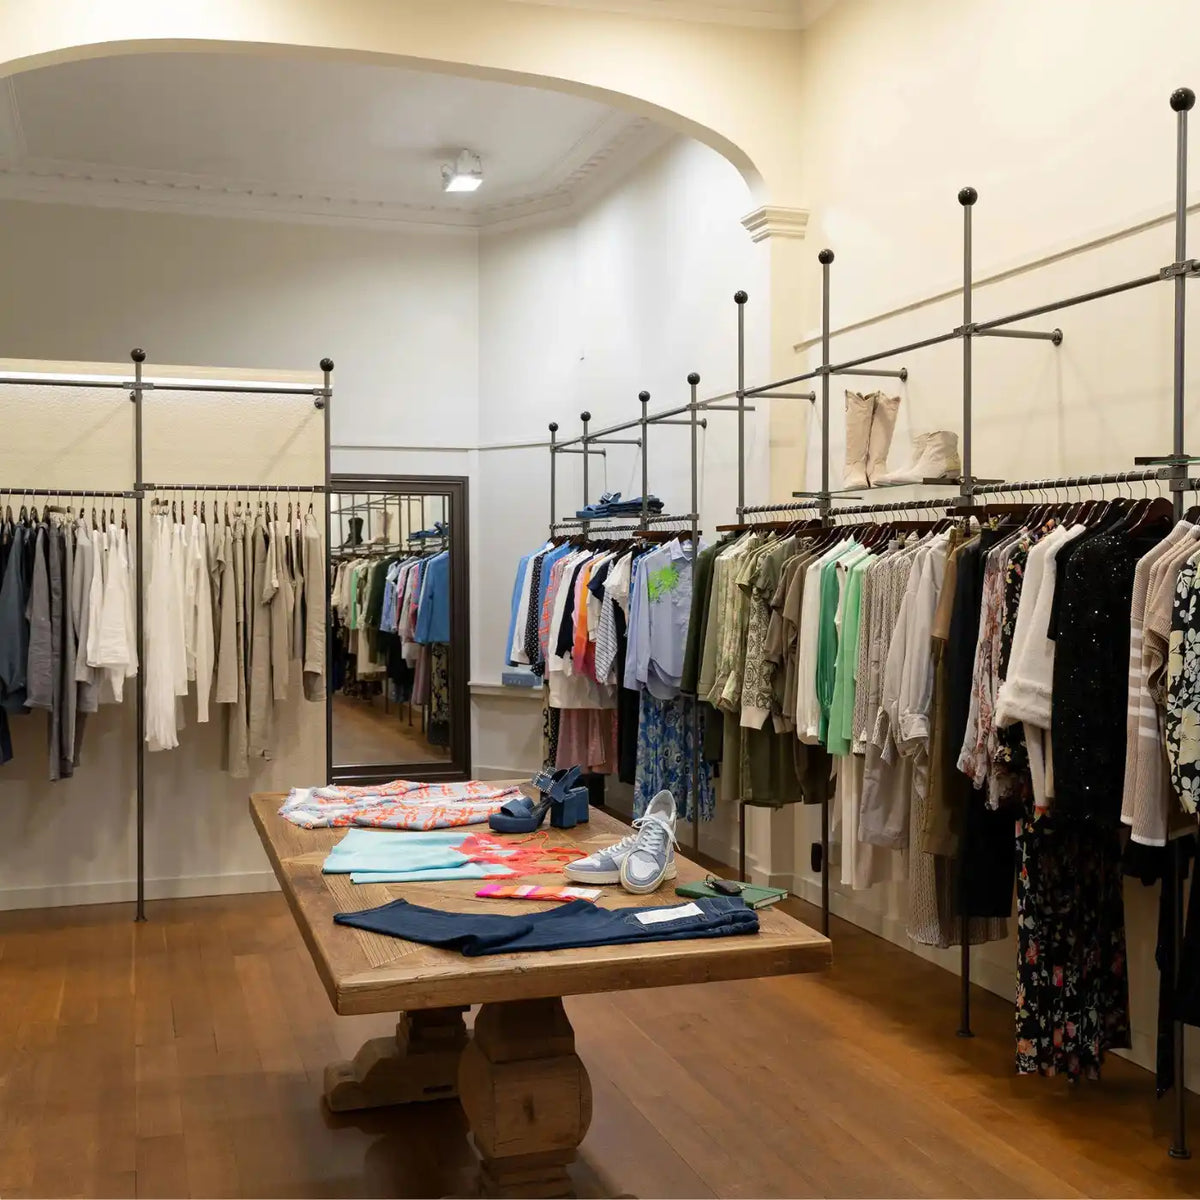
left=504, top=550, right=534, bottom=665
left=414, top=551, right=451, bottom=644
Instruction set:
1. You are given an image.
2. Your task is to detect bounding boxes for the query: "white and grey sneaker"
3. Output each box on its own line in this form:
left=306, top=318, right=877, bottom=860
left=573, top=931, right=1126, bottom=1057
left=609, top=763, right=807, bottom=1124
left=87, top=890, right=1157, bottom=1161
left=562, top=790, right=679, bottom=887
left=563, top=827, right=640, bottom=885
left=618, top=790, right=679, bottom=895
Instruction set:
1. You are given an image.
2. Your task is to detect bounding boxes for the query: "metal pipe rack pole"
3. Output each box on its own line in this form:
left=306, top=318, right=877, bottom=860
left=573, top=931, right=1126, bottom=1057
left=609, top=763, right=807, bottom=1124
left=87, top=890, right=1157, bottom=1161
left=971, top=273, right=1164, bottom=334
left=733, top=292, right=749, bottom=879
left=548, top=422, right=559, bottom=534
left=688, top=373, right=703, bottom=861
left=580, top=412, right=591, bottom=536
left=735, top=292, right=747, bottom=517
left=830, top=367, right=909, bottom=380
left=142, top=483, right=329, bottom=493
left=970, top=468, right=1166, bottom=496
left=817, top=249, right=833, bottom=936
left=640, top=392, right=650, bottom=527
left=745, top=327, right=951, bottom=396
left=131, top=348, right=146, bottom=923
left=0, top=488, right=139, bottom=499
left=976, top=328, right=1063, bottom=343
left=1169, top=83, right=1194, bottom=1163
left=818, top=250, right=834, bottom=524
left=320, top=359, right=334, bottom=787
left=826, top=497, right=956, bottom=516
left=956, top=186, right=977, bottom=1038
left=0, top=375, right=134, bottom=389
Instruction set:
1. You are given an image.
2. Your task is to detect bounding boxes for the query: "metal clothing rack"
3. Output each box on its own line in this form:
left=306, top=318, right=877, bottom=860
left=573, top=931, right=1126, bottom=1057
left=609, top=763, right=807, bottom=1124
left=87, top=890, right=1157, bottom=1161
left=0, top=351, right=334, bottom=923
left=724, top=263, right=916, bottom=935
left=547, top=376, right=735, bottom=859
left=724, top=85, right=1198, bottom=1160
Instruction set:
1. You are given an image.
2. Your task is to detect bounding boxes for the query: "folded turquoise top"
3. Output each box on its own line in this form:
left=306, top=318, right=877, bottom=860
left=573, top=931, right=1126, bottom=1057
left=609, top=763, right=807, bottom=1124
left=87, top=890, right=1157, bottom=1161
left=349, top=864, right=514, bottom=884
left=323, top=827, right=515, bottom=883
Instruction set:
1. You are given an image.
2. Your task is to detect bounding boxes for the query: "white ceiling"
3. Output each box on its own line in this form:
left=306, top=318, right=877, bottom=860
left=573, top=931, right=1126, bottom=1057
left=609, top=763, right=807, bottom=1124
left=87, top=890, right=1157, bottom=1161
left=0, top=53, right=670, bottom=230
left=498, top=0, right=838, bottom=28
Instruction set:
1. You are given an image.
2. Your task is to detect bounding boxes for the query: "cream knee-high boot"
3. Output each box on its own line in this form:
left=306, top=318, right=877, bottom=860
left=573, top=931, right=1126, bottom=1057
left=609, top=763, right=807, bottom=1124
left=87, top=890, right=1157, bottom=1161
left=843, top=390, right=873, bottom=490
left=866, top=392, right=900, bottom=485
left=877, top=430, right=962, bottom=484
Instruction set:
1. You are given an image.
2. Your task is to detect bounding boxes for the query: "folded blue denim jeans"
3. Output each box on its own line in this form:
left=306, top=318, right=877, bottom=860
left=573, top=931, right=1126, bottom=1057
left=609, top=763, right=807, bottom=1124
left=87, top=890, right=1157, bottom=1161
left=333, top=895, right=758, bottom=956
left=575, top=491, right=664, bottom=519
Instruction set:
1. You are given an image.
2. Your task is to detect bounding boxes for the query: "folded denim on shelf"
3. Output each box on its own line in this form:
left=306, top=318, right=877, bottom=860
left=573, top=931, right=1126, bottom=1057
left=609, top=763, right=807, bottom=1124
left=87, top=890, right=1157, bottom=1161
left=575, top=492, right=665, bottom=519
left=333, top=895, right=760, bottom=955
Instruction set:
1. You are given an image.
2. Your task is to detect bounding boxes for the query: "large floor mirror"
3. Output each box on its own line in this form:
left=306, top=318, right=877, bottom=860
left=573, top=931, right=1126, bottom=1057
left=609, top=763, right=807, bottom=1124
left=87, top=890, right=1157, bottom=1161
left=328, top=474, right=470, bottom=782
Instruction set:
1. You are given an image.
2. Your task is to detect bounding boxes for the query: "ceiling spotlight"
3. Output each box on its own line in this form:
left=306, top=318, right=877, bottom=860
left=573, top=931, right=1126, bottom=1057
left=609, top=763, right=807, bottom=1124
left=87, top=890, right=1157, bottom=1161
left=442, top=150, right=483, bottom=193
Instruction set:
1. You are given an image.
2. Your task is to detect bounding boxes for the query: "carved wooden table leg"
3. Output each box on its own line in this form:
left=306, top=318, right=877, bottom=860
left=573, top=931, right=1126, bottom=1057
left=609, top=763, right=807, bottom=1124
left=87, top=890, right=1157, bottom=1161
left=458, top=997, right=593, bottom=1199
left=324, top=1006, right=469, bottom=1112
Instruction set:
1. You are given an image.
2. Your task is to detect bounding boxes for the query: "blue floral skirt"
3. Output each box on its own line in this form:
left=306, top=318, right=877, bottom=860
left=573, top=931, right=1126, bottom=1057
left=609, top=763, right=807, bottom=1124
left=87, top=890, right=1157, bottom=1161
left=634, top=691, right=714, bottom=821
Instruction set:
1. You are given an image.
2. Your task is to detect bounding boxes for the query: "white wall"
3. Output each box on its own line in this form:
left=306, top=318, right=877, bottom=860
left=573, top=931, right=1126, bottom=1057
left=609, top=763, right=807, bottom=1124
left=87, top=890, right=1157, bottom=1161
left=0, top=135, right=766, bottom=902
left=0, top=199, right=480, bottom=457
left=472, top=136, right=771, bottom=853
left=771, top=0, right=1200, bottom=1088
left=0, top=199, right=480, bottom=908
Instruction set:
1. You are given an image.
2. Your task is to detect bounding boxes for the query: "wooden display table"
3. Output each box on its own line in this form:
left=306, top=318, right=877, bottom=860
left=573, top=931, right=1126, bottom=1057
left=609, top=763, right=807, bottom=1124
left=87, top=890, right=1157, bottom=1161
left=250, top=791, right=831, bottom=1198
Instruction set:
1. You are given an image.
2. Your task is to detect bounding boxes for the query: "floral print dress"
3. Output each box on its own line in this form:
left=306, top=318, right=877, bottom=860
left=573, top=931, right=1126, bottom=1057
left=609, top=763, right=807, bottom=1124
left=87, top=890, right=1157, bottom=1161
left=1015, top=525, right=1137, bottom=1080
left=1015, top=809, right=1130, bottom=1079
left=1167, top=552, right=1200, bottom=813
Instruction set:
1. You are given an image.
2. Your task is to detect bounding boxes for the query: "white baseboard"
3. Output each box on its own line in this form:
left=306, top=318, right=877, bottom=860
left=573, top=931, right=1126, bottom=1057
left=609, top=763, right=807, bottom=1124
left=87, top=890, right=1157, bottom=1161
left=783, top=871, right=1193, bottom=1090
left=0, top=870, right=280, bottom=912
left=786, top=871, right=1016, bottom=996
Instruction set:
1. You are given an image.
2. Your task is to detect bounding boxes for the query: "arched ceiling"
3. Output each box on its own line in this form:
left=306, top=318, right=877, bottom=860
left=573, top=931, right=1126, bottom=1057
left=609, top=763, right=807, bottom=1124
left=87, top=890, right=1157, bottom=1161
left=0, top=52, right=676, bottom=230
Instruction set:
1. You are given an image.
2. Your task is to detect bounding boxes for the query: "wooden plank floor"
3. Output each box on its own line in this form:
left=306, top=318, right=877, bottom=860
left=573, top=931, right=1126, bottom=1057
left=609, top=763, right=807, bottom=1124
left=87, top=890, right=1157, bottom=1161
left=0, top=890, right=1195, bottom=1199
left=331, top=693, right=449, bottom=766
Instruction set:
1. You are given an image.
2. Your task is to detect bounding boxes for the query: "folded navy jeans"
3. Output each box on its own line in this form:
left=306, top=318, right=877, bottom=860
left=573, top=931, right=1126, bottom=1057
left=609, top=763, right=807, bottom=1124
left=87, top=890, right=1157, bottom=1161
left=334, top=896, right=758, bottom=956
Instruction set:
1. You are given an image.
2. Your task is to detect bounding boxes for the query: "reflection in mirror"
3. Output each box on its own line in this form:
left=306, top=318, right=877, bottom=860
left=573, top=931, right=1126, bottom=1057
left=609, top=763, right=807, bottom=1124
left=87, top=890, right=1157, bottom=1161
left=329, top=485, right=453, bottom=770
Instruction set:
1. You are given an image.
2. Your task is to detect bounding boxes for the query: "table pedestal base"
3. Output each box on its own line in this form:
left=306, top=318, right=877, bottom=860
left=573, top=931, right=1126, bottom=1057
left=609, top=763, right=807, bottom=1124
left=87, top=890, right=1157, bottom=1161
left=459, top=998, right=593, bottom=1199
left=324, top=1006, right=469, bottom=1112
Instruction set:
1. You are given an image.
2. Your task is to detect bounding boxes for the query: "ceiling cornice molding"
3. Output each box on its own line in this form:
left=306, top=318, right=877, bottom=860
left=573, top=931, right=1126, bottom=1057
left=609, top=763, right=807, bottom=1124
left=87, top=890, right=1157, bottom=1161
left=0, top=115, right=667, bottom=234
left=523, top=109, right=645, bottom=197
left=741, top=205, right=810, bottom=243
left=479, top=121, right=674, bottom=235
left=497, top=0, right=832, bottom=30
left=567, top=120, right=676, bottom=210
left=0, top=78, right=27, bottom=159
left=0, top=158, right=482, bottom=233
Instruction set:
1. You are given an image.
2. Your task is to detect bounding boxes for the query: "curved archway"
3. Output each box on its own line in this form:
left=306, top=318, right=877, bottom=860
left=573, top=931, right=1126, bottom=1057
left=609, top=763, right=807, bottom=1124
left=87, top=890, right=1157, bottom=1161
left=0, top=1, right=805, bottom=204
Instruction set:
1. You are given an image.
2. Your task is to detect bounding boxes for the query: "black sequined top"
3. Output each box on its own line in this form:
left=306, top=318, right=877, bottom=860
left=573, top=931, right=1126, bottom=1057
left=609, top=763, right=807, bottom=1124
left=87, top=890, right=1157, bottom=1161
left=1051, top=528, right=1166, bottom=824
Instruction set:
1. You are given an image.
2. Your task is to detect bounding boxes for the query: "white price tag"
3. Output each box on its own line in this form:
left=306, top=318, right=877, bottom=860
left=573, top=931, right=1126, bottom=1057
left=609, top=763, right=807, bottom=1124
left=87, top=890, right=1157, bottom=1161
left=635, top=902, right=702, bottom=925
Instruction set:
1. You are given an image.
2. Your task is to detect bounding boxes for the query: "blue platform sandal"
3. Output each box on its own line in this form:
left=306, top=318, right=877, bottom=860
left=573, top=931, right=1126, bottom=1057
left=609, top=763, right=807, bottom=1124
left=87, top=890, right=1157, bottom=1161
left=489, top=766, right=590, bottom=834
